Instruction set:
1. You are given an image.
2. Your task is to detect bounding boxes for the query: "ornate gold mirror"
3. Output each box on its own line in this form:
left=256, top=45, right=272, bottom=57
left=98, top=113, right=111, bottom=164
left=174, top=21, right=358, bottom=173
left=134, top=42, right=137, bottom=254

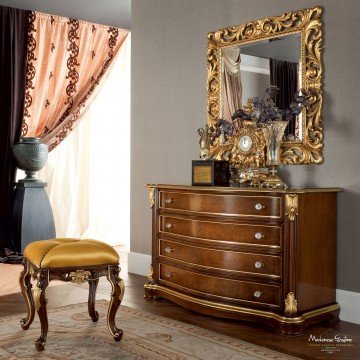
left=207, top=7, right=323, bottom=165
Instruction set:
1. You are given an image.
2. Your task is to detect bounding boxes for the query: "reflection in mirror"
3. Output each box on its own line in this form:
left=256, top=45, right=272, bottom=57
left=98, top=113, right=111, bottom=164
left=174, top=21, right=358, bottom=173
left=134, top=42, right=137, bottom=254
left=221, top=33, right=302, bottom=141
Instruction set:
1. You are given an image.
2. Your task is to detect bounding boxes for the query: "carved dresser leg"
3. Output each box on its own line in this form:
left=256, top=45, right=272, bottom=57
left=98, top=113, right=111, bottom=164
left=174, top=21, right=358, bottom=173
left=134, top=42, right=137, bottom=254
left=19, top=259, right=35, bottom=330
left=34, top=270, right=49, bottom=351
left=88, top=278, right=99, bottom=322
left=106, top=265, right=124, bottom=341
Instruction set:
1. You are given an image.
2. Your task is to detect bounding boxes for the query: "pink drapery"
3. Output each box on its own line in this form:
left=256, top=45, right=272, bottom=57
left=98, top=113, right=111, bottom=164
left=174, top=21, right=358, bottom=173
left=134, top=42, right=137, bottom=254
left=22, top=12, right=128, bottom=151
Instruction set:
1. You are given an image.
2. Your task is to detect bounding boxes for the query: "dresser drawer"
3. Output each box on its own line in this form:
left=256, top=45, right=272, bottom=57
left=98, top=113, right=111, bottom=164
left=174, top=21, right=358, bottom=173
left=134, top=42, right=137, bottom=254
left=159, top=264, right=280, bottom=307
left=159, top=239, right=281, bottom=278
left=159, top=215, right=281, bottom=248
left=159, top=191, right=281, bottom=219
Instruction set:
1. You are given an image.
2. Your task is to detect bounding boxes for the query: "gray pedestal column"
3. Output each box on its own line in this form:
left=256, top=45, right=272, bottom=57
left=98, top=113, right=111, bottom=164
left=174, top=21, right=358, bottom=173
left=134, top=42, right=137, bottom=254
left=12, top=181, right=56, bottom=253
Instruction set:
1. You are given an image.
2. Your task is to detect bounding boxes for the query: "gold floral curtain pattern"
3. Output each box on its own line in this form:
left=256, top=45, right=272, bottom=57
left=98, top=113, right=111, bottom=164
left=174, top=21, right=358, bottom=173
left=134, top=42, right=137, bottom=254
left=22, top=12, right=129, bottom=151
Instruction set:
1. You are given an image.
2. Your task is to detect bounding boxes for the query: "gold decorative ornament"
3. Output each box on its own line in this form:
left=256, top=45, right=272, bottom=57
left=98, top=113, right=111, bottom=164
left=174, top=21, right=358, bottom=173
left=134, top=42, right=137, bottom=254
left=148, top=186, right=155, bottom=209
left=285, top=194, right=298, bottom=221
left=284, top=292, right=298, bottom=316
left=69, top=270, right=91, bottom=284
left=33, top=286, right=42, bottom=312
left=147, top=264, right=155, bottom=285
left=207, top=6, right=323, bottom=165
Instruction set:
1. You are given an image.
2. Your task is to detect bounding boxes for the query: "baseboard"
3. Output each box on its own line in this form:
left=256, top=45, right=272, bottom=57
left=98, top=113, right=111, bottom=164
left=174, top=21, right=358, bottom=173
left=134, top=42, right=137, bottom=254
left=128, top=252, right=151, bottom=277
left=127, top=252, right=360, bottom=325
left=336, top=289, right=360, bottom=325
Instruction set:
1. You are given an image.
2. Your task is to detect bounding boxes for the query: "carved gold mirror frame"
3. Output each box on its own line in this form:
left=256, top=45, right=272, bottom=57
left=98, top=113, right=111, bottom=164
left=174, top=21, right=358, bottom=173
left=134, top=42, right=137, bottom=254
left=207, top=7, right=323, bottom=164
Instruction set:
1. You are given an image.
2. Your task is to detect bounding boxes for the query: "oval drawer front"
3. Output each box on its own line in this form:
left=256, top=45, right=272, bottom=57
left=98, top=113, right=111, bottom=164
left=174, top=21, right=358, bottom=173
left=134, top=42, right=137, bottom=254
left=159, top=216, right=281, bottom=247
left=159, top=239, right=281, bottom=277
left=159, top=264, right=280, bottom=307
left=159, top=191, right=281, bottom=218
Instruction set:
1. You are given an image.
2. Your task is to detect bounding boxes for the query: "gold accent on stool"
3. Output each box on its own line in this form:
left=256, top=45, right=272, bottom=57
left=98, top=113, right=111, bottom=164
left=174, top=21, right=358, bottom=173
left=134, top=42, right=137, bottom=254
left=284, top=292, right=298, bottom=316
left=119, top=279, right=125, bottom=301
left=285, top=194, right=298, bottom=221
left=33, top=286, right=42, bottom=312
left=69, top=270, right=91, bottom=284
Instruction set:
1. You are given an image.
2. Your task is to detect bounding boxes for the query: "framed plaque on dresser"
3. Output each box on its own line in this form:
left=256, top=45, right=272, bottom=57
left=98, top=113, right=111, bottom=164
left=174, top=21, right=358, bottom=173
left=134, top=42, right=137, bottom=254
left=145, top=184, right=341, bottom=335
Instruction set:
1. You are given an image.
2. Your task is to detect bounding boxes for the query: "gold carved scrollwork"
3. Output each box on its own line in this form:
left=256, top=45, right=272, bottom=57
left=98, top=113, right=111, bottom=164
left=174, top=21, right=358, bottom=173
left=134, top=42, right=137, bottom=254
left=147, top=264, right=155, bottom=285
left=207, top=7, right=323, bottom=165
left=148, top=187, right=155, bottom=209
left=285, top=194, right=298, bottom=221
left=210, top=120, right=266, bottom=169
left=284, top=292, right=298, bottom=316
left=69, top=270, right=91, bottom=285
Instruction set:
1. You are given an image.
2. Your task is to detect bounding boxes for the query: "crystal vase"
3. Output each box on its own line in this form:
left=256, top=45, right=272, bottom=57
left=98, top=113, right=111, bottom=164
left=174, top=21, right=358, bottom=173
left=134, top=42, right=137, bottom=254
left=262, top=121, right=288, bottom=189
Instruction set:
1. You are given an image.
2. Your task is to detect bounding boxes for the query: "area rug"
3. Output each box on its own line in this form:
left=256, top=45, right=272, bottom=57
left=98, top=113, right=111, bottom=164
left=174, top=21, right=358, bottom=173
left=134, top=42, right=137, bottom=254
left=0, top=300, right=299, bottom=359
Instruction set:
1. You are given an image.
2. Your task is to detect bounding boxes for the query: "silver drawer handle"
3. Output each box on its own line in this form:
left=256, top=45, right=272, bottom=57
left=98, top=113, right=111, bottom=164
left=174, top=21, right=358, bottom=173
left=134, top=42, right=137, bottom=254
left=255, top=232, right=264, bottom=239
left=255, top=203, right=265, bottom=210
left=164, top=246, right=174, bottom=254
left=165, top=271, right=174, bottom=278
left=165, top=223, right=173, bottom=229
left=165, top=198, right=173, bottom=204
left=254, top=291, right=262, bottom=298
left=254, top=261, right=263, bottom=269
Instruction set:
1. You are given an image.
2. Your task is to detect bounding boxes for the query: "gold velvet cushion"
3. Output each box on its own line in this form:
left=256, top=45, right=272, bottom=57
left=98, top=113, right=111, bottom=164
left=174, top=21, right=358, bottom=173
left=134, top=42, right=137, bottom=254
left=23, top=238, right=120, bottom=269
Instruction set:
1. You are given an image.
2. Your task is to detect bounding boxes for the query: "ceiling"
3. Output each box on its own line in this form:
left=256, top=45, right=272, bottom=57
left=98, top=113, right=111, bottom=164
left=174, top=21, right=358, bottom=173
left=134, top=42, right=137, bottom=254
left=0, top=0, right=131, bottom=29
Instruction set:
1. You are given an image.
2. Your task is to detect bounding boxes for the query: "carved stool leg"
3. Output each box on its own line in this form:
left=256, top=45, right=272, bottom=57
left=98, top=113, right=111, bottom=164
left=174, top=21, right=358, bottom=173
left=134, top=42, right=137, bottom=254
left=88, top=278, right=99, bottom=322
left=106, top=265, right=124, bottom=341
left=19, top=259, right=35, bottom=330
left=34, top=270, right=49, bottom=351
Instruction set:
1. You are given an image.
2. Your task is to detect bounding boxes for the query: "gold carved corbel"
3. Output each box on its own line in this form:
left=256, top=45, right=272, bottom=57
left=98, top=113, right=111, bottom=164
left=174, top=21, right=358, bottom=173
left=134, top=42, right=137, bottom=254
left=284, top=292, right=298, bottom=316
left=147, top=264, right=155, bottom=285
left=147, top=185, right=155, bottom=208
left=285, top=194, right=298, bottom=221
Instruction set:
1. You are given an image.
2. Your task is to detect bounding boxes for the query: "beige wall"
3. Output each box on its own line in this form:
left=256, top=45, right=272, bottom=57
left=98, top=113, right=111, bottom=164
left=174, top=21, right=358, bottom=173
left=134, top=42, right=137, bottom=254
left=131, top=0, right=360, bottom=292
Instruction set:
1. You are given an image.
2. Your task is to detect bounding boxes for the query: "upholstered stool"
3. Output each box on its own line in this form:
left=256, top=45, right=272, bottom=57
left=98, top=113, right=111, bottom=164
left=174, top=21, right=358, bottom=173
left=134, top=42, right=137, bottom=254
left=19, top=238, right=124, bottom=351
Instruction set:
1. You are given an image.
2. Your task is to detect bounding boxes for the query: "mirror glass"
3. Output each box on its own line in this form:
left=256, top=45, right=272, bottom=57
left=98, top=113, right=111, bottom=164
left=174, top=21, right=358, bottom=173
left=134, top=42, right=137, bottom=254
left=221, top=33, right=302, bottom=141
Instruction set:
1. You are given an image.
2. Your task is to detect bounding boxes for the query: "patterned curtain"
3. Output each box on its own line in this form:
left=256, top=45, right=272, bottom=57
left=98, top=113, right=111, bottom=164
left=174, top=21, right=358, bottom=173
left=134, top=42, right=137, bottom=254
left=22, top=12, right=129, bottom=151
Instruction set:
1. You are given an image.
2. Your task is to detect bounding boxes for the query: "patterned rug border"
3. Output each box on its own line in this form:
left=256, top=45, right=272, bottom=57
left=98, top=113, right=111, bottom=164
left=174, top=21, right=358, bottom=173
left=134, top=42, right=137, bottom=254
left=0, top=300, right=299, bottom=359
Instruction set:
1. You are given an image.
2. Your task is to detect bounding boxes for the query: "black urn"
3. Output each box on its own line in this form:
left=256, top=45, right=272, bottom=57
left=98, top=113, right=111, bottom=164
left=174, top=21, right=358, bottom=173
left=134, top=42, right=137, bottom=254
left=12, top=137, right=48, bottom=182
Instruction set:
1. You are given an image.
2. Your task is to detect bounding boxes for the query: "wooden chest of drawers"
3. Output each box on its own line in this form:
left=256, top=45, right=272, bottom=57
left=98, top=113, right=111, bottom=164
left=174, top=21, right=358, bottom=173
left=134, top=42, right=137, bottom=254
left=145, top=184, right=341, bottom=335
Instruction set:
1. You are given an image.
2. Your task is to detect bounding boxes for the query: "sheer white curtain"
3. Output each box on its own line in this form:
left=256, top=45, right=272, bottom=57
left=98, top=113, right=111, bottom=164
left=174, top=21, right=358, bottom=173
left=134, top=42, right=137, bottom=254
left=38, top=34, right=131, bottom=248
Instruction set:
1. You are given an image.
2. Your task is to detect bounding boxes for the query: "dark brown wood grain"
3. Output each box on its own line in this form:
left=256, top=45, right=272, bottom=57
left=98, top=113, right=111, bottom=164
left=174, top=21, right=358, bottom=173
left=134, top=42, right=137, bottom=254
left=19, top=260, right=35, bottom=330
left=159, top=238, right=281, bottom=278
left=148, top=185, right=341, bottom=335
left=158, top=263, right=281, bottom=308
left=88, top=278, right=99, bottom=322
left=159, top=190, right=282, bottom=218
left=159, top=215, right=282, bottom=248
left=296, top=193, right=337, bottom=312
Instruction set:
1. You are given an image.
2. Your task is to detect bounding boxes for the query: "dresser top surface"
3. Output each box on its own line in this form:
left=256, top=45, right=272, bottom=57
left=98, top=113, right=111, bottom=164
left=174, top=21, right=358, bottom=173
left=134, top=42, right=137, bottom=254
left=147, top=184, right=342, bottom=194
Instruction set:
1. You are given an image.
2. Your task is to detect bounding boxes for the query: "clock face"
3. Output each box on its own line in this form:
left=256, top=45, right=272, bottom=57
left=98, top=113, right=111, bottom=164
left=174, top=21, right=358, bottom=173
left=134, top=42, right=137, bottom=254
left=239, top=135, right=253, bottom=153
